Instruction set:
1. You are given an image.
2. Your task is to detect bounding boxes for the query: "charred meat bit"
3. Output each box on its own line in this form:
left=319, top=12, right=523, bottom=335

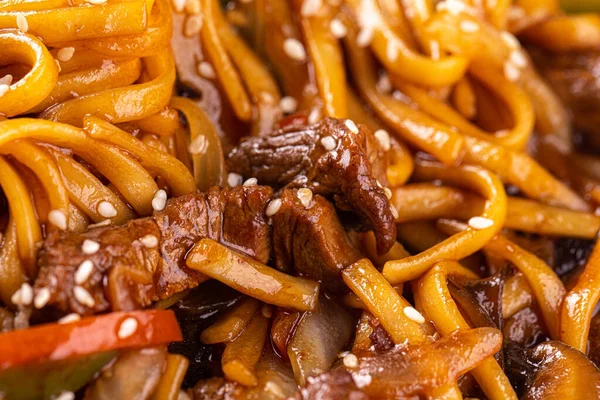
left=272, top=189, right=362, bottom=292
left=227, top=117, right=396, bottom=255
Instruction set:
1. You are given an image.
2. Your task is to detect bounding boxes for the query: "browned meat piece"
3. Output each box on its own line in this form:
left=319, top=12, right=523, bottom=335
left=227, top=117, right=396, bottom=255
left=530, top=49, right=600, bottom=138
left=294, top=369, right=370, bottom=400
left=35, top=186, right=273, bottom=314
left=272, top=189, right=362, bottom=292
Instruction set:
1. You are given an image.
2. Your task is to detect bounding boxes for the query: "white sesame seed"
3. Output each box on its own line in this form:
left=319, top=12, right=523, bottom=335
left=0, top=84, right=9, bottom=98
left=75, top=260, right=94, bottom=285
left=384, top=187, right=392, bottom=200
left=403, top=306, right=426, bottom=323
left=308, top=108, right=321, bottom=124
left=58, top=313, right=81, bottom=324
left=16, top=14, right=28, bottom=32
left=342, top=353, right=358, bottom=368
left=48, top=209, right=67, bottom=230
left=227, top=172, right=243, bottom=187
left=184, top=14, right=202, bottom=37
left=468, top=216, right=494, bottom=230
left=117, top=317, right=138, bottom=339
left=87, top=0, right=107, bottom=4
left=376, top=73, right=392, bottom=94
left=344, top=119, right=359, bottom=134
left=10, top=288, right=21, bottom=306
left=139, top=234, right=158, bottom=248
left=329, top=18, right=347, bottom=38
left=390, top=204, right=399, bottom=219
left=172, top=0, right=186, bottom=12
left=81, top=239, right=100, bottom=255
left=0, top=75, right=12, bottom=86
left=197, top=62, right=216, bottom=79
left=320, top=136, right=337, bottom=151
left=243, top=177, right=258, bottom=186
left=152, top=190, right=167, bottom=211
left=73, top=286, right=95, bottom=307
left=55, top=59, right=62, bottom=72
left=185, top=0, right=200, bottom=14
left=265, top=381, right=285, bottom=399
left=265, top=198, right=282, bottom=217
left=57, top=47, right=75, bottom=62
left=301, top=0, right=322, bottom=16
left=430, top=40, right=440, bottom=60
left=283, top=38, right=307, bottom=62
left=279, top=96, right=298, bottom=114
left=510, top=50, right=527, bottom=68
left=97, top=201, right=117, bottom=218
left=386, top=42, right=398, bottom=62
left=503, top=61, right=520, bottom=82
left=297, top=188, right=313, bottom=208
left=374, top=129, right=391, bottom=151
left=501, top=31, right=519, bottom=49
left=459, top=20, right=479, bottom=33
left=356, top=27, right=373, bottom=47
left=19, top=283, right=33, bottom=306
left=337, top=351, right=350, bottom=358
left=54, top=391, right=75, bottom=400
left=261, top=304, right=273, bottom=318
left=188, top=135, right=208, bottom=155
left=34, top=288, right=51, bottom=309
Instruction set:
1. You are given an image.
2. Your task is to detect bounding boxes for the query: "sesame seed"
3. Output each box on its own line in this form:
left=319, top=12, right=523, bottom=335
left=243, top=177, right=258, bottom=186
left=10, top=288, right=21, bottom=306
left=265, top=198, right=282, bottom=217
left=337, top=351, right=350, bottom=358
left=185, top=0, right=200, bottom=14
left=430, top=40, right=440, bottom=60
left=342, top=353, right=358, bottom=368
left=87, top=0, right=107, bottom=4
left=377, top=74, right=392, bottom=94
left=301, top=0, right=322, bottom=16
left=188, top=134, right=208, bottom=155
left=75, top=260, right=94, bottom=284
left=34, top=287, right=51, bottom=309
left=501, top=31, right=519, bottom=49
left=54, top=391, right=75, bottom=400
left=459, top=20, right=479, bottom=33
left=503, top=61, right=520, bottom=82
left=384, top=187, right=392, bottom=200
left=320, top=136, right=337, bottom=151
left=227, top=172, right=243, bottom=187
left=55, top=59, right=62, bottom=72
left=0, top=75, right=13, bottom=86
left=283, top=38, right=307, bottom=61
left=308, top=108, right=321, bottom=124
left=356, top=27, right=373, bottom=47
left=118, top=317, right=138, bottom=339
left=56, top=47, right=75, bottom=62
left=172, top=0, right=186, bottom=12
left=73, top=286, right=95, bottom=307
left=390, top=204, right=399, bottom=219
left=403, top=306, right=426, bottom=323
left=152, top=190, right=167, bottom=211
left=139, top=234, right=158, bottom=248
left=81, top=239, right=100, bottom=255
left=184, top=14, right=202, bottom=37
left=374, top=129, right=391, bottom=151
left=58, top=313, right=81, bottom=324
left=19, top=283, right=33, bottom=306
left=510, top=50, right=527, bottom=67
left=468, top=216, right=494, bottom=230
left=297, top=188, right=313, bottom=208
left=386, top=42, right=398, bottom=62
left=265, top=381, right=285, bottom=399
left=261, top=304, right=273, bottom=318
left=329, top=18, right=347, bottom=38
left=16, top=14, right=28, bottom=32
left=48, top=209, right=67, bottom=230
left=344, top=119, right=359, bottom=134
left=0, top=84, right=9, bottom=98
left=279, top=96, right=298, bottom=113
left=97, top=201, right=117, bottom=218
left=197, top=61, right=216, bottom=79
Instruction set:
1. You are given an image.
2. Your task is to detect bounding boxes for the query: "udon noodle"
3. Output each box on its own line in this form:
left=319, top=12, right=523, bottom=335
left=1, top=0, right=600, bottom=399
